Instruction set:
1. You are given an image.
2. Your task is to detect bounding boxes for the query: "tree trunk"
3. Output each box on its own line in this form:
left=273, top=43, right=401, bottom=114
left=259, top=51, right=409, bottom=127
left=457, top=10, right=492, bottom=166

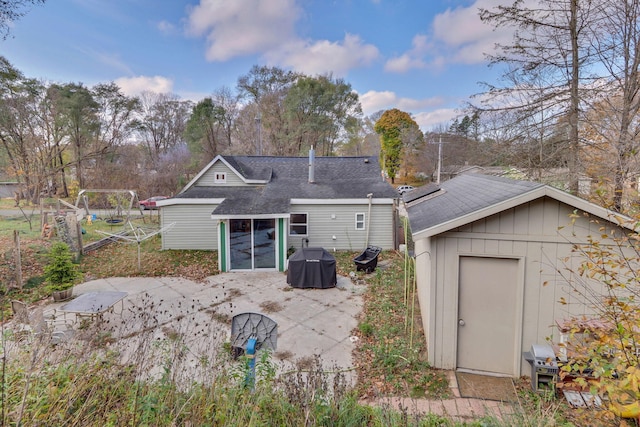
left=568, top=0, right=581, bottom=195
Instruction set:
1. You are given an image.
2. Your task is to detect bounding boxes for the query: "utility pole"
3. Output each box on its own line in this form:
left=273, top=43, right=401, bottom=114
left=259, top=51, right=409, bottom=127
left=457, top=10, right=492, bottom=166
left=436, top=135, right=442, bottom=184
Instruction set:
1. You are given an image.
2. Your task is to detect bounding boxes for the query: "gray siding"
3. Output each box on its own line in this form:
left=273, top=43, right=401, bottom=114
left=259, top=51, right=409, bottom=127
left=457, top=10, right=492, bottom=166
left=0, top=183, right=18, bottom=198
left=288, top=202, right=394, bottom=251
left=161, top=204, right=218, bottom=250
left=196, top=162, right=247, bottom=186
left=422, top=196, right=621, bottom=375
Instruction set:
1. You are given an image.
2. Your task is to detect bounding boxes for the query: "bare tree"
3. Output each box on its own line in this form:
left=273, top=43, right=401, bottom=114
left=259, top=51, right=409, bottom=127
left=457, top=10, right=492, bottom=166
left=585, top=0, right=640, bottom=211
left=479, top=0, right=599, bottom=193
left=0, top=0, right=45, bottom=39
left=136, top=92, right=192, bottom=168
left=212, top=86, right=239, bottom=149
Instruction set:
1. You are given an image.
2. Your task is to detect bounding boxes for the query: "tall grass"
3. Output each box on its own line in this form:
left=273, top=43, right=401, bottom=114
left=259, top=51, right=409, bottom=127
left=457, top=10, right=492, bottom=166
left=1, top=294, right=456, bottom=426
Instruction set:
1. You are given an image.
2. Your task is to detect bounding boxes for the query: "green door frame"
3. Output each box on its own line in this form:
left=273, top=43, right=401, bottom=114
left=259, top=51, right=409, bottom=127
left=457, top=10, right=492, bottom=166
left=219, top=221, right=227, bottom=272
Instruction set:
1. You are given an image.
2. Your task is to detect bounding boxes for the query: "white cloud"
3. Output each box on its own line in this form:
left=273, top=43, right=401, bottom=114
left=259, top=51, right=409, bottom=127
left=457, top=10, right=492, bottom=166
left=384, top=35, right=429, bottom=73
left=157, top=20, right=176, bottom=35
left=385, top=0, right=512, bottom=73
left=413, top=109, right=459, bottom=129
left=360, top=90, right=398, bottom=115
left=186, top=0, right=300, bottom=61
left=359, top=90, right=443, bottom=117
left=432, top=0, right=511, bottom=64
left=176, top=90, right=211, bottom=103
left=384, top=54, right=424, bottom=73
left=185, top=0, right=379, bottom=77
left=266, top=34, right=379, bottom=77
left=115, top=76, right=174, bottom=96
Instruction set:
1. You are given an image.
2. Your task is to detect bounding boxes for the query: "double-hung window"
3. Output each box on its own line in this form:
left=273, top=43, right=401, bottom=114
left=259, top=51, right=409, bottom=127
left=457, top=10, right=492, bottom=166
left=290, top=213, right=308, bottom=235
left=355, top=213, right=365, bottom=230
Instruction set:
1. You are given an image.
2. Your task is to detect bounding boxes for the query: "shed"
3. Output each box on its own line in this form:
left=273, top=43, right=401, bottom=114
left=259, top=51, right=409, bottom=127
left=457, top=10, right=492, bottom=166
left=405, top=174, right=633, bottom=377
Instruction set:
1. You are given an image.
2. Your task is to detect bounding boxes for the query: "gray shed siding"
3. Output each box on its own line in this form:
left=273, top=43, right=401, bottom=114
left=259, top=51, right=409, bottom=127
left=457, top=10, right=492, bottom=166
left=0, top=183, right=18, bottom=198
left=419, top=196, right=616, bottom=376
left=161, top=204, right=218, bottom=250
left=195, top=162, right=248, bottom=187
left=288, top=202, right=395, bottom=251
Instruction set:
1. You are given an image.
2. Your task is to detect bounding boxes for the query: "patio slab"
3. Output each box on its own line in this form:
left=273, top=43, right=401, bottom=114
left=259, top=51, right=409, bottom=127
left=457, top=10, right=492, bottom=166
left=63, top=272, right=365, bottom=382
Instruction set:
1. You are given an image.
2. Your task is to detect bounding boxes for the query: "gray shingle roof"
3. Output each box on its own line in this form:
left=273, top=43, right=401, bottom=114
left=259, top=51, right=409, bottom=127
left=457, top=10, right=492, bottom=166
left=175, top=155, right=397, bottom=215
left=224, top=156, right=273, bottom=181
left=406, top=174, right=544, bottom=234
left=214, top=187, right=290, bottom=215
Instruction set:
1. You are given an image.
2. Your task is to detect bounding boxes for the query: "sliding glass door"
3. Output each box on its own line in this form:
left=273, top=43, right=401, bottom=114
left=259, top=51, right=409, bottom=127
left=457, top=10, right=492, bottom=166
left=229, top=218, right=276, bottom=270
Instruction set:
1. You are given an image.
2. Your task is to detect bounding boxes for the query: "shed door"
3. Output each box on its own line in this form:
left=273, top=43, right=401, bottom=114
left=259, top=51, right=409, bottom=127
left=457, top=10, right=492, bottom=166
left=457, top=256, right=519, bottom=376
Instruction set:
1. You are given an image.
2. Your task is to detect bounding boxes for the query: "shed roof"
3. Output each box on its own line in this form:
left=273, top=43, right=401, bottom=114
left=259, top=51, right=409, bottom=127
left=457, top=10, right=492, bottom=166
left=407, top=174, right=632, bottom=239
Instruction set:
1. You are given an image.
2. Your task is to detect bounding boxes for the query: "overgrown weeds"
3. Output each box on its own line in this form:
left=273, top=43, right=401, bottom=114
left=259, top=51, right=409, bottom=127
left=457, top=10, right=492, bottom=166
left=334, top=250, right=450, bottom=399
left=0, top=294, right=453, bottom=426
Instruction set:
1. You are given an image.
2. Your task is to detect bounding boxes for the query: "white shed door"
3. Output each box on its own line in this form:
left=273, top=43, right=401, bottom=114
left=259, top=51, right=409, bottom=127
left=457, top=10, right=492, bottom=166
left=457, top=256, right=519, bottom=376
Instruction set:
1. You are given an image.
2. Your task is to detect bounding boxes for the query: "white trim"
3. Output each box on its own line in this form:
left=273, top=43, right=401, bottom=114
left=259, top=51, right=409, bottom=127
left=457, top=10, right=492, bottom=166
left=412, top=186, right=634, bottom=241
left=156, top=198, right=224, bottom=207
left=212, top=213, right=289, bottom=220
left=290, top=198, right=395, bottom=205
left=355, top=212, right=365, bottom=230
left=214, top=172, right=227, bottom=183
left=289, top=212, right=308, bottom=236
left=159, top=197, right=395, bottom=209
left=224, top=218, right=281, bottom=271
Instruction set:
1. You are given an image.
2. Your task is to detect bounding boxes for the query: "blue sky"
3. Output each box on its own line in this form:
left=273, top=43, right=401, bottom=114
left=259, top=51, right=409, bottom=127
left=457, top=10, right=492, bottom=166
left=2, top=0, right=510, bottom=130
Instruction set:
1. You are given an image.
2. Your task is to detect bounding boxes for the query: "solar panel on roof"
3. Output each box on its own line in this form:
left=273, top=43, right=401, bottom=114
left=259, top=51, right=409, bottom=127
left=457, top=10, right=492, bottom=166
left=403, top=183, right=442, bottom=203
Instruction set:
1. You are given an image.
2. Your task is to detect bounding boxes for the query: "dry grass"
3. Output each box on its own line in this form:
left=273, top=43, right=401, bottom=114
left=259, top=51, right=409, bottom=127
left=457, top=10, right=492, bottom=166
left=0, top=218, right=218, bottom=320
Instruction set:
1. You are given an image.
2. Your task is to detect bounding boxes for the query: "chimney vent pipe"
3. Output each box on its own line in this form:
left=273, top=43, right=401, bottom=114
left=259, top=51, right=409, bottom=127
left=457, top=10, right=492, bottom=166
left=308, top=147, right=315, bottom=183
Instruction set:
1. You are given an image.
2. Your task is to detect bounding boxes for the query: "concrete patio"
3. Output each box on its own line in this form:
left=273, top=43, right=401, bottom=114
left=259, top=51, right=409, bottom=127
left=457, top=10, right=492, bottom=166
left=28, top=271, right=366, bottom=386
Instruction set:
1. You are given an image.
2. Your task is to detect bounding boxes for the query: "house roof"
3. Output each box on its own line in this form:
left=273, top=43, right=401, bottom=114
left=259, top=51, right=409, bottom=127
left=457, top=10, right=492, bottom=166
left=216, top=187, right=290, bottom=215
left=407, top=173, right=632, bottom=239
left=172, top=155, right=397, bottom=215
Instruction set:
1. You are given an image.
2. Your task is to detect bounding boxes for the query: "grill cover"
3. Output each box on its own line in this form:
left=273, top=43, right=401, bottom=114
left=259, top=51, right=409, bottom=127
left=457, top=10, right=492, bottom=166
left=287, top=247, right=337, bottom=289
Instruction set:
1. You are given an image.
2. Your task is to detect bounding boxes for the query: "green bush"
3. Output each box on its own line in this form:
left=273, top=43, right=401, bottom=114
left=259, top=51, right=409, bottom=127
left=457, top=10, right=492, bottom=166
left=43, top=242, right=82, bottom=292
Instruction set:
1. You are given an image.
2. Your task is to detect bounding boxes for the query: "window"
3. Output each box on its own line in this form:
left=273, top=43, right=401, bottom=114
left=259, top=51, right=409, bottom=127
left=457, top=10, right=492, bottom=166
left=355, top=213, right=365, bottom=230
left=290, top=213, right=308, bottom=235
left=214, top=172, right=226, bottom=183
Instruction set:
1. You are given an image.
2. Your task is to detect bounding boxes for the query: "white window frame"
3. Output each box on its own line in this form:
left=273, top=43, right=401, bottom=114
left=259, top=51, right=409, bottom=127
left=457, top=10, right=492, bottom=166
left=355, top=212, right=366, bottom=230
left=214, top=172, right=226, bottom=183
left=289, top=213, right=308, bottom=236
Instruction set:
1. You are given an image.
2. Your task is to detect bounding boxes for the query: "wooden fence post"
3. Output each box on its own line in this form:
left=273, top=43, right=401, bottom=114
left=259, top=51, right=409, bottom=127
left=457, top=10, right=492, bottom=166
left=14, top=229, right=22, bottom=289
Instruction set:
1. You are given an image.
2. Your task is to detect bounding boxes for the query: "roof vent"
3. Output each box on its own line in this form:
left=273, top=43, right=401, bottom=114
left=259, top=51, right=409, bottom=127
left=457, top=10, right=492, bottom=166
left=308, top=147, right=315, bottom=183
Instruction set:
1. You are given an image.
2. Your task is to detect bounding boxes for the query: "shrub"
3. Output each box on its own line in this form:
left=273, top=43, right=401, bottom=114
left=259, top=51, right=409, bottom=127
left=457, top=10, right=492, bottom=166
left=43, top=242, right=82, bottom=292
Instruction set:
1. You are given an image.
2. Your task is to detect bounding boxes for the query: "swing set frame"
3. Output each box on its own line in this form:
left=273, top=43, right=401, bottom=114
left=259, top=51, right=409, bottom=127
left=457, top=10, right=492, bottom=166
left=75, top=189, right=139, bottom=223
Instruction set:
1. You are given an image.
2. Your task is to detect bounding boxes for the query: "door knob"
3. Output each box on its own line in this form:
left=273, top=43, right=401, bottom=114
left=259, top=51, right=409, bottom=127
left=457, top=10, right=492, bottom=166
left=458, top=319, right=465, bottom=326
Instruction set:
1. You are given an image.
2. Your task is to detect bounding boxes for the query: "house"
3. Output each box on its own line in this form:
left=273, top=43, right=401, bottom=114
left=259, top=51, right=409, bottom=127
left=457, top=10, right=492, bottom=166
left=437, top=165, right=594, bottom=196
left=157, top=150, right=398, bottom=272
left=405, top=173, right=633, bottom=377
